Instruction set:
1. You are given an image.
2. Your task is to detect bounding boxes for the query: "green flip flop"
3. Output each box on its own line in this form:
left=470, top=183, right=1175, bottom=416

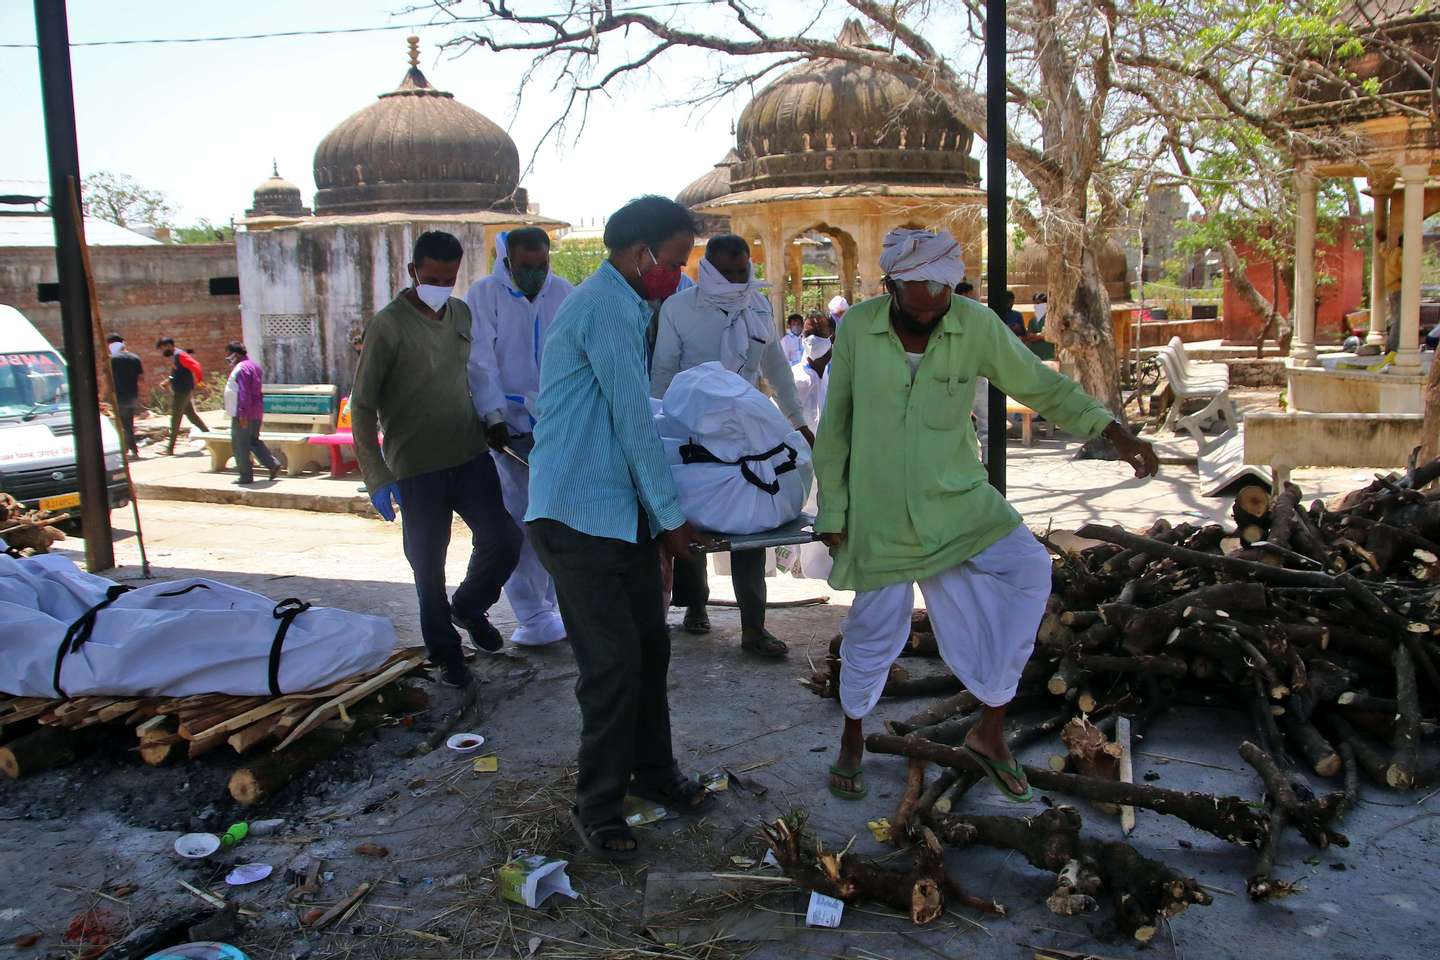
left=964, top=745, right=1034, bottom=803
left=828, top=764, right=867, bottom=800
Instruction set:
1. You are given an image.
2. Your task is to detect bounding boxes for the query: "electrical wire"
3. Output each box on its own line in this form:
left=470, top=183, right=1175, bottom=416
left=0, top=1, right=722, bottom=49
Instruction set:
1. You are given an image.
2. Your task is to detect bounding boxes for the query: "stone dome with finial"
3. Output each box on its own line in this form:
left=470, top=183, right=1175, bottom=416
left=247, top=161, right=309, bottom=218
left=730, top=19, right=979, bottom=192
left=676, top=148, right=739, bottom=234
left=312, top=36, right=525, bottom=216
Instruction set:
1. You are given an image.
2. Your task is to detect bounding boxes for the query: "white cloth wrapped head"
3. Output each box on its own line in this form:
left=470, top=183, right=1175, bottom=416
left=803, top=334, right=832, bottom=361
left=697, top=257, right=774, bottom=373
left=828, top=295, right=849, bottom=316
left=879, top=228, right=966, bottom=289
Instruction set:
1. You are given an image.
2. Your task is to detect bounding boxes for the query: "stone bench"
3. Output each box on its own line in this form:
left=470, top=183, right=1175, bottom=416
left=193, top=384, right=338, bottom=477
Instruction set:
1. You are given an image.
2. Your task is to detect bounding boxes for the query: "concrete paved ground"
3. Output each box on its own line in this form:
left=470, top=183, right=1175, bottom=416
left=3, top=448, right=1437, bottom=960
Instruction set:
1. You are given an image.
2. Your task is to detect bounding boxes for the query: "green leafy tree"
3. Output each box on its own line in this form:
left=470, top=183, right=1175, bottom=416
left=173, top=219, right=235, bottom=244
left=550, top=237, right=607, bottom=285
left=81, top=171, right=175, bottom=230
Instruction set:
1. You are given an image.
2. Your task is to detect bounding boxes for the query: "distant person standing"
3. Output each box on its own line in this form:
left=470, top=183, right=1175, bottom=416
left=792, top=332, right=832, bottom=434
left=350, top=230, right=522, bottom=688
left=106, top=334, right=142, bottom=457
left=155, top=336, right=208, bottom=455
left=828, top=295, right=849, bottom=331
left=222, top=341, right=281, bottom=485
left=1383, top=229, right=1403, bottom=353
left=1026, top=293, right=1055, bottom=360
left=465, top=227, right=575, bottom=648
left=781, top=313, right=805, bottom=364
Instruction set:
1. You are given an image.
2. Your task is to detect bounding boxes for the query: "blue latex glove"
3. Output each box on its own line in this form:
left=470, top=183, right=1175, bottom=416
left=370, top=483, right=401, bottom=522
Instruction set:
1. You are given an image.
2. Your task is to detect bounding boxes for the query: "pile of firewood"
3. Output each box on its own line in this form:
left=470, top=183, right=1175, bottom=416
left=784, top=459, right=1440, bottom=940
left=0, top=493, right=66, bottom=556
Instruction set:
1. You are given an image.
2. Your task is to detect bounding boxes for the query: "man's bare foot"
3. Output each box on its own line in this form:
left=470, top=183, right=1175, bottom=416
left=830, top=716, right=866, bottom=798
left=964, top=705, right=1028, bottom=797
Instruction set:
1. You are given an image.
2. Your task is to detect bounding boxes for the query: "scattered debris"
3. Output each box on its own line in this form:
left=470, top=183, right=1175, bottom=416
left=0, top=492, right=66, bottom=555
left=174, top=833, right=220, bottom=860
left=497, top=855, right=577, bottom=908
left=223, top=864, right=272, bottom=886
left=445, top=732, right=485, bottom=752
left=352, top=842, right=388, bottom=858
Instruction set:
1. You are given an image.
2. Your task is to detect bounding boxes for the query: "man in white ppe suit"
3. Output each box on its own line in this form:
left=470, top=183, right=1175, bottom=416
left=466, top=227, right=574, bottom=647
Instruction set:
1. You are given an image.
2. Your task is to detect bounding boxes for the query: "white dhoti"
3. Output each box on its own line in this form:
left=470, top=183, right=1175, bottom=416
left=493, top=451, right=567, bottom=646
left=838, top=525, right=1050, bottom=720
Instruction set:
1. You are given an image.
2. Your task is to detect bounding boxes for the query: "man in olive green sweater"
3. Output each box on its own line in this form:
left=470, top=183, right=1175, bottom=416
left=350, top=231, right=521, bottom=688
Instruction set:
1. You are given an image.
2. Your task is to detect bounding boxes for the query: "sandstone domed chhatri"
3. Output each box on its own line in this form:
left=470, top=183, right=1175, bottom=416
left=689, top=19, right=985, bottom=322
left=312, top=37, right=525, bottom=216
left=676, top=148, right=739, bottom=234
left=729, top=19, right=979, bottom=192
left=246, top=162, right=309, bottom=219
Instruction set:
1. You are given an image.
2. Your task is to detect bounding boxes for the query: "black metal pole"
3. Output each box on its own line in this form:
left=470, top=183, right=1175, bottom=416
left=34, top=0, right=114, bottom=571
left=984, top=0, right=1008, bottom=494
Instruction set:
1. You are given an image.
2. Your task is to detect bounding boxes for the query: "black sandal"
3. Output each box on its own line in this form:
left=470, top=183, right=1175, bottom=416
left=631, top=774, right=714, bottom=815
left=569, top=806, right=640, bottom=862
left=740, top=630, right=788, bottom=658
left=682, top=609, right=711, bottom=635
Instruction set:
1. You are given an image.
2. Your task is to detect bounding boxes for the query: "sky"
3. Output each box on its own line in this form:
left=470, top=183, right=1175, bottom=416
left=0, top=1, right=873, bottom=228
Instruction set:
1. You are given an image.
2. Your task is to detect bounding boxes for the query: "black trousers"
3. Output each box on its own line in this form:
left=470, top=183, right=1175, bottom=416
left=166, top=388, right=208, bottom=452
left=396, top=455, right=522, bottom=667
left=529, top=516, right=678, bottom=827
left=117, top=398, right=141, bottom=454
left=671, top=549, right=768, bottom=631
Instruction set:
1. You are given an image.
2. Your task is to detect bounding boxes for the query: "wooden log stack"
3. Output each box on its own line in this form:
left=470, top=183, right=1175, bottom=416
left=780, top=462, right=1440, bottom=937
left=0, top=652, right=427, bottom=796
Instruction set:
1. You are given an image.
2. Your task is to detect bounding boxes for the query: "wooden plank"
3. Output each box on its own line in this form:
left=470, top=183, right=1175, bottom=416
left=228, top=715, right=284, bottom=754
left=96, top=699, right=146, bottom=723
left=274, top=656, right=422, bottom=751
left=1117, top=715, right=1136, bottom=835
left=186, top=699, right=291, bottom=743
left=135, top=714, right=173, bottom=738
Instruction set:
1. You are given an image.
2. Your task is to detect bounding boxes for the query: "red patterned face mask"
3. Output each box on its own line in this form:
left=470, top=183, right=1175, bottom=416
left=640, top=261, right=683, bottom=301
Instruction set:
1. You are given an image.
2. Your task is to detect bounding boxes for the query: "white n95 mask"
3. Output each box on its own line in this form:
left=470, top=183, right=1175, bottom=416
left=415, top=284, right=454, bottom=311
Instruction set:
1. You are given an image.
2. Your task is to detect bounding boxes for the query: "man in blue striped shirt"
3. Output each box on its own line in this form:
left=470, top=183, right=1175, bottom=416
left=526, top=196, right=712, bottom=861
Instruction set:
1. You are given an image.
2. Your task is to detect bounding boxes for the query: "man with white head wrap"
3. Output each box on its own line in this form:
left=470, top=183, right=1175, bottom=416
left=650, top=234, right=811, bottom=659
left=792, top=332, right=832, bottom=433
left=465, top=227, right=575, bottom=647
left=828, top=295, right=849, bottom=330
left=812, top=227, right=1159, bottom=803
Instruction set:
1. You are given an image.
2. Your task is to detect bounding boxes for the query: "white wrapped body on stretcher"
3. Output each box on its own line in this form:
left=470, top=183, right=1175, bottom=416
left=0, top=553, right=396, bottom=698
left=654, top=362, right=821, bottom=553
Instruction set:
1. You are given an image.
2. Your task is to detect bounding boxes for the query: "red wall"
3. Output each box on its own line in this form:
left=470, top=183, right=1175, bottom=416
left=1222, top=218, right=1365, bottom=343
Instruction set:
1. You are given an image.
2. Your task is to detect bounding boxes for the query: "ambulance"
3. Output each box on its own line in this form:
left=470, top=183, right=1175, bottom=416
left=0, top=304, right=129, bottom=515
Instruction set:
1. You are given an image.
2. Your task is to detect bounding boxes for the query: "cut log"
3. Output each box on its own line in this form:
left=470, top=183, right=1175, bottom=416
left=761, top=814, right=1002, bottom=923
left=1116, top=716, right=1136, bottom=835
left=1281, top=716, right=1342, bottom=778
left=1121, top=581, right=1268, bottom=654
left=0, top=725, right=78, bottom=779
left=1388, top=645, right=1421, bottom=790
left=866, top=733, right=1270, bottom=846
left=926, top=806, right=1211, bottom=940
left=1235, top=484, right=1272, bottom=520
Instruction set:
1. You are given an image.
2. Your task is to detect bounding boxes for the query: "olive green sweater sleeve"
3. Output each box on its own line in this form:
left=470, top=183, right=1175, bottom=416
left=349, top=310, right=397, bottom=492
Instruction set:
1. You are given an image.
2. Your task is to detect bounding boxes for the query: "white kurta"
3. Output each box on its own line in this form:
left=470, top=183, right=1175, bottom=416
left=464, top=256, right=574, bottom=646
left=791, top=360, right=828, bottom=433
left=837, top=525, right=1051, bottom=719
left=651, top=287, right=806, bottom=427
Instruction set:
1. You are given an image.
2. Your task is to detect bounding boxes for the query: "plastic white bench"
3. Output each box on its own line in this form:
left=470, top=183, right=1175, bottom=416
left=1156, top=346, right=1238, bottom=444
left=1168, top=336, right=1229, bottom=387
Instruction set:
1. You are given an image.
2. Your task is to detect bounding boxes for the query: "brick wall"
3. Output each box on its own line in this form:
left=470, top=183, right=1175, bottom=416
left=1222, top=218, right=1365, bottom=344
left=0, top=243, right=242, bottom=379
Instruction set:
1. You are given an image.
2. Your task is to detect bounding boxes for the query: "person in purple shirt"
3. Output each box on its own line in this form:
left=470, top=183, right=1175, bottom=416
left=223, top=341, right=281, bottom=485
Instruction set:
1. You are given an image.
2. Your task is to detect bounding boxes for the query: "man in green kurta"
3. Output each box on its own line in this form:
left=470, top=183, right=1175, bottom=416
left=812, top=229, right=1158, bottom=803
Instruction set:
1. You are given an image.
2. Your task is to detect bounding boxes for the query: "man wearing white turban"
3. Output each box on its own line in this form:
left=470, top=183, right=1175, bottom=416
left=828, top=295, right=849, bottom=331
left=651, top=234, right=811, bottom=659
left=812, top=227, right=1159, bottom=803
